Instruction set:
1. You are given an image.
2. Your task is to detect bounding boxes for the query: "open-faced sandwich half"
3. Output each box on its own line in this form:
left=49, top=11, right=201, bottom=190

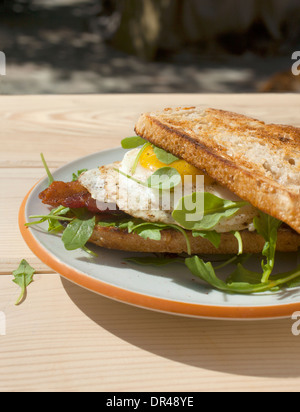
left=29, top=107, right=300, bottom=294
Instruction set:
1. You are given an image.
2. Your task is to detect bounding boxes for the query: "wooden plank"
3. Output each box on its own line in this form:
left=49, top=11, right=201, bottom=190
left=0, top=94, right=299, bottom=168
left=0, top=273, right=300, bottom=392
left=0, top=168, right=55, bottom=273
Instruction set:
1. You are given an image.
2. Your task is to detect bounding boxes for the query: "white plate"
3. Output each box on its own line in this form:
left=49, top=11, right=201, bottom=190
left=19, top=148, right=300, bottom=320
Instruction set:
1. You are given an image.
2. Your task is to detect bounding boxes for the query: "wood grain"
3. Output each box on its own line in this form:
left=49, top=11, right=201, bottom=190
left=1, top=94, right=300, bottom=392
left=0, top=274, right=300, bottom=392
left=0, top=168, right=55, bottom=273
left=1, top=94, right=299, bottom=168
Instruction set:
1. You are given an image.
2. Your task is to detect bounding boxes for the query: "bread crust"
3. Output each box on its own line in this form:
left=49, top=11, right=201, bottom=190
left=89, top=225, right=300, bottom=254
left=135, top=107, right=300, bottom=234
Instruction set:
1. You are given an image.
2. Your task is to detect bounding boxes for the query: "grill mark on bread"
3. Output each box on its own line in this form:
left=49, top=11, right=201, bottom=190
left=135, top=114, right=273, bottom=192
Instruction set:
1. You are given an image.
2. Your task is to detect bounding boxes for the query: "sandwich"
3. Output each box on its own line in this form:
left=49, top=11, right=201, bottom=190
left=29, top=107, right=300, bottom=294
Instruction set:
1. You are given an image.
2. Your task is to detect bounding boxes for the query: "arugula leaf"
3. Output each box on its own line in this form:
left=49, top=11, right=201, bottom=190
left=126, top=256, right=185, bottom=266
left=146, top=167, right=182, bottom=190
left=97, top=221, right=119, bottom=228
left=27, top=206, right=97, bottom=255
left=99, top=218, right=192, bottom=255
left=121, top=137, right=179, bottom=166
left=233, top=231, right=243, bottom=255
left=131, top=142, right=151, bottom=174
left=72, top=169, right=88, bottom=181
left=253, top=212, right=282, bottom=283
left=114, top=166, right=182, bottom=191
left=213, top=254, right=251, bottom=271
left=226, top=263, right=264, bottom=285
left=40, top=153, right=54, bottom=186
left=25, top=206, right=73, bottom=231
left=12, top=260, right=36, bottom=305
left=81, top=245, right=98, bottom=257
left=153, top=146, right=179, bottom=164
left=62, top=216, right=96, bottom=251
left=184, top=212, right=290, bottom=294
left=127, top=221, right=164, bottom=241
left=172, top=192, right=247, bottom=231
left=121, top=136, right=146, bottom=149
left=47, top=206, right=72, bottom=233
left=121, top=220, right=170, bottom=241
left=136, top=228, right=162, bottom=241
left=185, top=256, right=229, bottom=291
left=192, top=230, right=221, bottom=249
left=114, top=167, right=146, bottom=187
left=185, top=256, right=300, bottom=294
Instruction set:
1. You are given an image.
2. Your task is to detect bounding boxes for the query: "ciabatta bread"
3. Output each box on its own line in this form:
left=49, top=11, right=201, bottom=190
left=135, top=107, right=300, bottom=234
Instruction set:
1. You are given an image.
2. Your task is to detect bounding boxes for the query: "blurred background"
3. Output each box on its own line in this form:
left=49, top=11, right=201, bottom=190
left=0, top=0, right=299, bottom=94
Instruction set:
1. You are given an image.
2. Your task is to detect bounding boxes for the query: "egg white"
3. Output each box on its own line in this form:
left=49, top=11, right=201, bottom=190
left=79, top=149, right=259, bottom=232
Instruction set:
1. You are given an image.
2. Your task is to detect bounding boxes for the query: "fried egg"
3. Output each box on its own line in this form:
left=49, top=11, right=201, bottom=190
left=79, top=146, right=259, bottom=232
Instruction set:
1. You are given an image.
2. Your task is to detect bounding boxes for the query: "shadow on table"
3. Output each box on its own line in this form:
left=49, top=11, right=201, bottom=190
left=60, top=276, right=300, bottom=379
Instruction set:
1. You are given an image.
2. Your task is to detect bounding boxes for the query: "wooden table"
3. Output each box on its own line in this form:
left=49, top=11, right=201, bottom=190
left=1, top=94, right=300, bottom=393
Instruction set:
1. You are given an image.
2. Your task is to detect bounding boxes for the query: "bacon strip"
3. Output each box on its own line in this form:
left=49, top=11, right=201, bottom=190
left=39, top=181, right=102, bottom=214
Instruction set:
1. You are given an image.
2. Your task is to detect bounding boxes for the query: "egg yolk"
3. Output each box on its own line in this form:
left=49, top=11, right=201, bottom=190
left=139, top=145, right=214, bottom=185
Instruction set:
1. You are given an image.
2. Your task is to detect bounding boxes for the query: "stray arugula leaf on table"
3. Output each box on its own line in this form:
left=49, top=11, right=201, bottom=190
left=12, top=260, right=36, bottom=305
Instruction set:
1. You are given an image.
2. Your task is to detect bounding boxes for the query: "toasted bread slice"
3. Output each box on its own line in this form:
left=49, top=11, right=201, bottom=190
left=135, top=107, right=300, bottom=233
left=89, top=225, right=300, bottom=255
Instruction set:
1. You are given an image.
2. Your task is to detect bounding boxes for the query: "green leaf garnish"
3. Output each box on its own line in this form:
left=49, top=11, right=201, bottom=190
left=172, top=192, right=247, bottom=231
left=113, top=167, right=146, bottom=186
left=121, top=136, right=146, bottom=149
left=146, top=167, right=182, bottom=190
left=153, top=146, right=179, bottom=164
left=213, top=254, right=251, bottom=271
left=114, top=166, right=182, bottom=191
left=40, top=153, right=54, bottom=186
left=253, top=212, right=282, bottom=283
left=26, top=206, right=97, bottom=255
left=232, top=231, right=243, bottom=255
left=99, top=218, right=192, bottom=255
left=72, top=169, right=88, bottom=181
left=185, top=256, right=300, bottom=294
left=129, top=142, right=179, bottom=175
left=126, top=256, right=185, bottom=266
left=192, top=230, right=221, bottom=249
left=131, top=142, right=151, bottom=175
left=62, top=216, right=96, bottom=251
left=12, top=260, right=36, bottom=305
left=25, top=206, right=73, bottom=231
